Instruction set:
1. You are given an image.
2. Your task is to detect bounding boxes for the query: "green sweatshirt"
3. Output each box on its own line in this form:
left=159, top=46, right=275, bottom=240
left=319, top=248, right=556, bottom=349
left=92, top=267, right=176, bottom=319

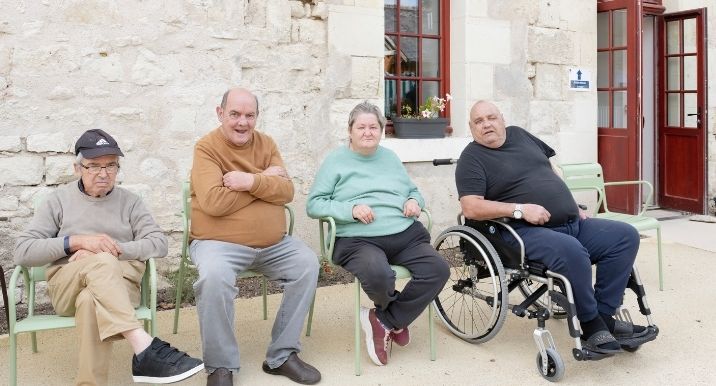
left=306, top=145, right=425, bottom=237
left=14, top=182, right=168, bottom=267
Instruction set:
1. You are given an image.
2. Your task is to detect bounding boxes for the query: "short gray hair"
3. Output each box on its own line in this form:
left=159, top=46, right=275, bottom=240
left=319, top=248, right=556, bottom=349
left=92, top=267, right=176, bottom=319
left=75, top=152, right=84, bottom=165
left=348, top=101, right=386, bottom=131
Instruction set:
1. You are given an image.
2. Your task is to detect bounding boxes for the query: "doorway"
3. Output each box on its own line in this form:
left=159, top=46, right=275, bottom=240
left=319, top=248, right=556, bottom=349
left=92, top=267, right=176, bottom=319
left=657, top=9, right=708, bottom=214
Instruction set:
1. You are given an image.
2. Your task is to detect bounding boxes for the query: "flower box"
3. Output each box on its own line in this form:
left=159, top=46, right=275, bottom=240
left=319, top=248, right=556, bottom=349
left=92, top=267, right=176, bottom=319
left=392, top=117, right=448, bottom=139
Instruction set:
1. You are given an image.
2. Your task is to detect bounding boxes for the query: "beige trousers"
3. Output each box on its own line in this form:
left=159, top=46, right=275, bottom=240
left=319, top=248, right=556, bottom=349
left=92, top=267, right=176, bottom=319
left=46, top=252, right=145, bottom=386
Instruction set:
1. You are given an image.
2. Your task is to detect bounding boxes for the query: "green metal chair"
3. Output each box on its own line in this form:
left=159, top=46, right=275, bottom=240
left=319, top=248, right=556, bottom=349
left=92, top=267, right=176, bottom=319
left=7, top=259, right=157, bottom=386
left=318, top=210, right=437, bottom=376
left=560, top=162, right=664, bottom=290
left=172, top=180, right=316, bottom=336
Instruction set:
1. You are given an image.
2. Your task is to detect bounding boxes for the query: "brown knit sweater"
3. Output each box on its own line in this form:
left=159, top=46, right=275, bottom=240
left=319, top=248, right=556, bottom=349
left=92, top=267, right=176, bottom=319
left=190, top=128, right=294, bottom=248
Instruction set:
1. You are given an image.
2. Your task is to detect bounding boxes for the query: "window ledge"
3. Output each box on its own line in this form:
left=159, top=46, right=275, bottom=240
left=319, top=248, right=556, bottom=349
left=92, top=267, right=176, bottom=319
left=381, top=136, right=473, bottom=163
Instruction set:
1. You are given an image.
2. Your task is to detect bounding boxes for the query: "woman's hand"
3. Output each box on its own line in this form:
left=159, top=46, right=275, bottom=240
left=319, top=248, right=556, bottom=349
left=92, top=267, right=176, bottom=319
left=403, top=198, right=421, bottom=218
left=352, top=204, right=375, bottom=224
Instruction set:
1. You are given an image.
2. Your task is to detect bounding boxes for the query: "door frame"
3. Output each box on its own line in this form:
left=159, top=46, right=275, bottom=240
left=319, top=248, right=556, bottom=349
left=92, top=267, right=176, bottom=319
left=597, top=0, right=643, bottom=214
left=656, top=8, right=708, bottom=213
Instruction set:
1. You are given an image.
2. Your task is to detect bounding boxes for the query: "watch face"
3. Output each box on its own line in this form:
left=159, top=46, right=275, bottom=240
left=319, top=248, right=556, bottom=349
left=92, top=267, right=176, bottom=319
left=513, top=210, right=522, bottom=219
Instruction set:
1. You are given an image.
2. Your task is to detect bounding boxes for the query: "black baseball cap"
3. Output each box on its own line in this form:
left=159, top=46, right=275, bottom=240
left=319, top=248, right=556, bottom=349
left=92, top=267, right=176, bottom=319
left=74, top=129, right=124, bottom=158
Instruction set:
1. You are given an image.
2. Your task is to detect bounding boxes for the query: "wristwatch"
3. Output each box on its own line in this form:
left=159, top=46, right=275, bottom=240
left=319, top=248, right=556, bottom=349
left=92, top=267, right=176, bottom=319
left=512, top=204, right=523, bottom=220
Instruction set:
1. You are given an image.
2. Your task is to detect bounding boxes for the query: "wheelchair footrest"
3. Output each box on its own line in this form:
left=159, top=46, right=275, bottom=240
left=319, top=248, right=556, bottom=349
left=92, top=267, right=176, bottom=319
left=618, top=326, right=659, bottom=350
left=572, top=347, right=615, bottom=362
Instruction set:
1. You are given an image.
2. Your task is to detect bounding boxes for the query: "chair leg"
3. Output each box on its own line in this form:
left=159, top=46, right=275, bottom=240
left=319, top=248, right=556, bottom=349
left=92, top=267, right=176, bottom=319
left=172, top=256, right=187, bottom=334
left=10, top=332, right=17, bottom=386
left=429, top=302, right=436, bottom=361
left=31, top=332, right=37, bottom=353
left=262, top=278, right=268, bottom=320
left=657, top=227, right=664, bottom=291
left=355, top=278, right=361, bottom=376
left=305, top=293, right=315, bottom=337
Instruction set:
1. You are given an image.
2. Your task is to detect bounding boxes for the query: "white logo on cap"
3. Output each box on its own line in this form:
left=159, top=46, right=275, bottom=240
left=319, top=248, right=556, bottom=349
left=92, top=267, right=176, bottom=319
left=96, top=138, right=110, bottom=146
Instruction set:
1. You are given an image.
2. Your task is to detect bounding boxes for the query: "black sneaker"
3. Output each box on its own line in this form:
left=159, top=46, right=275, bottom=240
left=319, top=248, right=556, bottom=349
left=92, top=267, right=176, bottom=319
left=132, top=337, right=204, bottom=384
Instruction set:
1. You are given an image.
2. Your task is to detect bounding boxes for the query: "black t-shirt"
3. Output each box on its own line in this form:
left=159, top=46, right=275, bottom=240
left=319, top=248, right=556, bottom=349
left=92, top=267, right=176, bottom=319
left=455, top=126, right=578, bottom=226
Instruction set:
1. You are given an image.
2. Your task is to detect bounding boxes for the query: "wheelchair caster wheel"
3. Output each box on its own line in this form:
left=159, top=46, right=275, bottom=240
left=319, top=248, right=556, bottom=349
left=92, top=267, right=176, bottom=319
left=536, top=348, right=565, bottom=382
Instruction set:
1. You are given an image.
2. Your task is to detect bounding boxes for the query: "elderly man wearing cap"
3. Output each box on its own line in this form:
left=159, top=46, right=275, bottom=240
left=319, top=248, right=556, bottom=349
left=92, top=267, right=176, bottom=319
left=14, top=129, right=204, bottom=385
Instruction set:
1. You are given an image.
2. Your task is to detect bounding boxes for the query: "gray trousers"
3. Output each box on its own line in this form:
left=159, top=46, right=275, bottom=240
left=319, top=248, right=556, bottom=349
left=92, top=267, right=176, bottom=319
left=190, top=235, right=319, bottom=373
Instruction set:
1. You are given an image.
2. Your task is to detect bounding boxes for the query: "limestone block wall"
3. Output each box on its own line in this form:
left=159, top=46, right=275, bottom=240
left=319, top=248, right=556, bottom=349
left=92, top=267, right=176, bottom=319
left=0, top=0, right=386, bottom=290
left=449, top=0, right=597, bottom=167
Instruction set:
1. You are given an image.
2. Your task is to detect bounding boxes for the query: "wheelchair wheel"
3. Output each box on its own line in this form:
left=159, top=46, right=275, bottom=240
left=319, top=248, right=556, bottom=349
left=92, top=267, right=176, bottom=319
left=536, top=348, right=565, bottom=382
left=517, top=279, right=567, bottom=319
left=432, top=225, right=508, bottom=343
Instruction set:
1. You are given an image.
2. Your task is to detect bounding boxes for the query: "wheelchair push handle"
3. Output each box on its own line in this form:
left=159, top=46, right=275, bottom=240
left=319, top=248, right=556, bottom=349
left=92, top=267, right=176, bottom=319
left=433, top=158, right=457, bottom=166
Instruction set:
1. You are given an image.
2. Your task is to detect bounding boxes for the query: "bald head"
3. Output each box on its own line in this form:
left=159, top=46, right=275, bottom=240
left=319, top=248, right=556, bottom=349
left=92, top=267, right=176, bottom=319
left=468, top=100, right=507, bottom=148
left=221, top=88, right=259, bottom=114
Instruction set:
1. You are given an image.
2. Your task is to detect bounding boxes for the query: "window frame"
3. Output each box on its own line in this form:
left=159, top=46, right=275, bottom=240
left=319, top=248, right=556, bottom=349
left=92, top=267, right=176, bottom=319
left=384, top=0, right=451, bottom=132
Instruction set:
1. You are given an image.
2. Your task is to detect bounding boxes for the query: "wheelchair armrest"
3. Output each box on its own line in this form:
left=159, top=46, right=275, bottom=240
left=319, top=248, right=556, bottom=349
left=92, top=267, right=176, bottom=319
left=486, top=220, right=526, bottom=266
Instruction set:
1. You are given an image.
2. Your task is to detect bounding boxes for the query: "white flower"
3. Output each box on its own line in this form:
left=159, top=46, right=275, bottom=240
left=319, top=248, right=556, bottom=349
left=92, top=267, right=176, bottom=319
left=446, top=93, right=452, bottom=101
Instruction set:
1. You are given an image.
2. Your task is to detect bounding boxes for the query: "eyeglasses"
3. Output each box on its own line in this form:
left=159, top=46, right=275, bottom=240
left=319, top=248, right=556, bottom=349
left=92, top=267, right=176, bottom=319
left=79, top=163, right=120, bottom=175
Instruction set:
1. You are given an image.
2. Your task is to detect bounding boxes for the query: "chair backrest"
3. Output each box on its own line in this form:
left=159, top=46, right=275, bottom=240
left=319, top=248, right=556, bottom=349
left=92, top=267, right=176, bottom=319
left=559, top=163, right=606, bottom=210
left=560, top=163, right=606, bottom=192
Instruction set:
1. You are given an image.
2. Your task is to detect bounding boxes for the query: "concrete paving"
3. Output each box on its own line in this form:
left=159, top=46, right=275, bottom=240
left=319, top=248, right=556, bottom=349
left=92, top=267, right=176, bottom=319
left=1, top=224, right=715, bottom=385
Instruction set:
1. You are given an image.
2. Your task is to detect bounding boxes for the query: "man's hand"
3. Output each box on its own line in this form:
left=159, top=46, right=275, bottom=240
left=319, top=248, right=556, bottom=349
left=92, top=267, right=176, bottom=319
left=522, top=204, right=551, bottom=226
left=71, top=234, right=121, bottom=257
left=578, top=206, right=590, bottom=220
left=261, top=166, right=289, bottom=179
left=223, top=171, right=255, bottom=191
left=69, top=249, right=95, bottom=262
left=403, top=198, right=421, bottom=218
left=352, top=204, right=375, bottom=224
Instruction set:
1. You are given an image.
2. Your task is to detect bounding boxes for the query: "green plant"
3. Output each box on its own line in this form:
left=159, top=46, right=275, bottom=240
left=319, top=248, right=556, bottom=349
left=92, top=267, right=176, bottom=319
left=401, top=93, right=452, bottom=119
left=166, top=265, right=198, bottom=306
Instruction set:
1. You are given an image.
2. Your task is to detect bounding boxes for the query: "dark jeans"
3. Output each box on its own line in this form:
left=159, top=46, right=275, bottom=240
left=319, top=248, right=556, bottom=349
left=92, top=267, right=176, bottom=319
left=333, top=221, right=450, bottom=330
left=500, top=217, right=640, bottom=321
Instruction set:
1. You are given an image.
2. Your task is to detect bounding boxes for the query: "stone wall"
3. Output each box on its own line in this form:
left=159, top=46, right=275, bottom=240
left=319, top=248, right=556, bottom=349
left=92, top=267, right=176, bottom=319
left=0, top=0, right=385, bottom=287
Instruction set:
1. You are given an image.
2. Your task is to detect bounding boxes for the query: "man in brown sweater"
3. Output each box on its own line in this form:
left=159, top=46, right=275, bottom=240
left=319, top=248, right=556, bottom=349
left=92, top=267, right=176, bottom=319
left=190, top=88, right=321, bottom=386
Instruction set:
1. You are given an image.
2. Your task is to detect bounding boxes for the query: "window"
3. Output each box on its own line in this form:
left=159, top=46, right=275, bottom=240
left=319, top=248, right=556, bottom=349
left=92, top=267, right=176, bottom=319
left=597, top=9, right=628, bottom=129
left=384, top=0, right=450, bottom=121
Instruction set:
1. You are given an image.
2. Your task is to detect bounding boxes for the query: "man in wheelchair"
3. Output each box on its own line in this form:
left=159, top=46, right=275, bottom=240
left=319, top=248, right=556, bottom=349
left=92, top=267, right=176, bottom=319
left=454, top=101, right=657, bottom=355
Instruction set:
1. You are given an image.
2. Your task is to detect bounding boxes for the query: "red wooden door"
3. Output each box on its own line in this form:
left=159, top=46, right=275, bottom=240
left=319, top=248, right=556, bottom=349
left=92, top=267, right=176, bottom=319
left=657, top=10, right=707, bottom=214
left=597, top=0, right=642, bottom=214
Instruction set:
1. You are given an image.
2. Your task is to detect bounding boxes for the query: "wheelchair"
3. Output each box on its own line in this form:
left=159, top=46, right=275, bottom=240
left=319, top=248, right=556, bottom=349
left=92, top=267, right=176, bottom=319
left=431, top=215, right=659, bottom=382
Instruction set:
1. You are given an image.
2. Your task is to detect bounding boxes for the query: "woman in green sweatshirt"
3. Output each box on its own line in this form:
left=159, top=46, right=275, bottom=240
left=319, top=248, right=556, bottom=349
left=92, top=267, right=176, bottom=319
left=306, top=102, right=450, bottom=368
